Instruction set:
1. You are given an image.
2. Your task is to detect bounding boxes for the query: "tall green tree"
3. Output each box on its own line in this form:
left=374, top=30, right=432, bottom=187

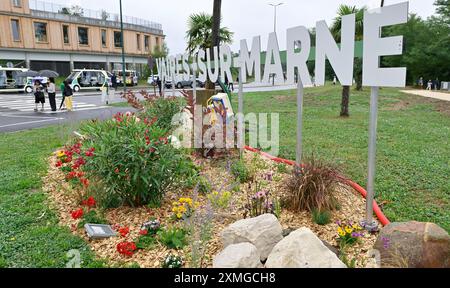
left=383, top=12, right=450, bottom=85
left=186, top=13, right=233, bottom=87
left=330, top=5, right=366, bottom=117
left=434, top=0, right=450, bottom=22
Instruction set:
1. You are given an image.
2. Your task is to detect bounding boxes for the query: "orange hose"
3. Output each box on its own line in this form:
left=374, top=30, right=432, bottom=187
left=244, top=146, right=391, bottom=226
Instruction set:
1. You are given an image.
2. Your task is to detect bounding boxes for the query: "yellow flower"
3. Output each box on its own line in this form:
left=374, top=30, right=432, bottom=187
left=176, top=213, right=183, bottom=219
left=56, top=151, right=65, bottom=158
left=172, top=207, right=177, bottom=213
left=345, top=226, right=353, bottom=234
left=352, top=224, right=361, bottom=230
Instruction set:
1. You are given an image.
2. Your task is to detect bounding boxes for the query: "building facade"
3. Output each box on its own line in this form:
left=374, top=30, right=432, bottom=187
left=0, top=0, right=164, bottom=76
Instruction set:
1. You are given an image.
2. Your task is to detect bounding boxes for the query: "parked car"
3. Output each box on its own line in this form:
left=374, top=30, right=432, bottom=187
left=164, top=79, right=191, bottom=89
left=147, top=75, right=159, bottom=86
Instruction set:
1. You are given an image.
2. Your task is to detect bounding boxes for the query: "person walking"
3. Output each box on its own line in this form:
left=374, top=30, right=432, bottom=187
left=33, top=80, right=45, bottom=112
left=59, top=81, right=66, bottom=110
left=63, top=80, right=74, bottom=111
left=47, top=78, right=57, bottom=112
left=333, top=76, right=337, bottom=85
left=426, top=80, right=433, bottom=91
left=419, top=77, right=424, bottom=89
left=435, top=78, right=440, bottom=91
left=156, top=76, right=162, bottom=97
left=111, top=73, right=118, bottom=91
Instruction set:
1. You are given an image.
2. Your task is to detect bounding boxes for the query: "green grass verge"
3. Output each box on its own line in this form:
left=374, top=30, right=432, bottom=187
left=0, top=125, right=105, bottom=268
left=232, top=84, right=450, bottom=231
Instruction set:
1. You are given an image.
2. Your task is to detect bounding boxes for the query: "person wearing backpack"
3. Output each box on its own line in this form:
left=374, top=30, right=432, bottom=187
left=59, top=81, right=66, bottom=110
left=63, top=80, right=74, bottom=111
left=33, top=80, right=45, bottom=112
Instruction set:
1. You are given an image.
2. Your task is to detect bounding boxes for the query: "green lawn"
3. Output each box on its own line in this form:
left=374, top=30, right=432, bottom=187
left=232, top=85, right=450, bottom=231
left=0, top=126, right=104, bottom=268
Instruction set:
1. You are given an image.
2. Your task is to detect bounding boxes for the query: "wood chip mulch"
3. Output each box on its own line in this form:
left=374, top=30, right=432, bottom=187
left=43, top=150, right=380, bottom=268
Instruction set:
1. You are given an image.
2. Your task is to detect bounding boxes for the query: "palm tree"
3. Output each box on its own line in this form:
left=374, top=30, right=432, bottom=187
left=186, top=13, right=233, bottom=89
left=331, top=5, right=366, bottom=117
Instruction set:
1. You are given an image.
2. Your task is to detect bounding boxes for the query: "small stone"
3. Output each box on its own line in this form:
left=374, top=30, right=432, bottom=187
left=213, top=243, right=261, bottom=268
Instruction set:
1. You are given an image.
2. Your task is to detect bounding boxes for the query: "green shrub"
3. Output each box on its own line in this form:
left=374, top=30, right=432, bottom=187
left=196, top=176, right=212, bottom=194
left=157, top=227, right=187, bottom=250
left=277, top=163, right=288, bottom=174
left=142, top=97, right=186, bottom=131
left=81, top=113, right=196, bottom=207
left=0, top=257, right=7, bottom=268
left=312, top=209, right=332, bottom=225
left=207, top=191, right=232, bottom=210
left=231, top=160, right=251, bottom=183
left=136, top=235, right=157, bottom=250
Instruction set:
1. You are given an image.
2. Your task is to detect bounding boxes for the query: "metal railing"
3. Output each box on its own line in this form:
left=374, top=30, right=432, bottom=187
left=29, top=0, right=163, bottom=34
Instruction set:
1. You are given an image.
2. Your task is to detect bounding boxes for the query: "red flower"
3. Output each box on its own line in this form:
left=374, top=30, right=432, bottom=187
left=117, top=242, right=137, bottom=257
left=66, top=171, right=77, bottom=180
left=115, top=168, right=120, bottom=174
left=139, top=229, right=148, bottom=236
left=55, top=161, right=63, bottom=168
left=71, top=208, right=84, bottom=220
left=80, top=178, right=90, bottom=188
left=118, top=227, right=130, bottom=237
left=82, top=196, right=96, bottom=208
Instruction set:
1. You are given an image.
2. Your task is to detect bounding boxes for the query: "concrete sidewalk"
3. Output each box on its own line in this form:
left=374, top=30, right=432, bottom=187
left=401, top=90, right=450, bottom=102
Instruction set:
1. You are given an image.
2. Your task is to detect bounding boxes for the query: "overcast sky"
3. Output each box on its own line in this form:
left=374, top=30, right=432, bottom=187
left=48, top=0, right=438, bottom=54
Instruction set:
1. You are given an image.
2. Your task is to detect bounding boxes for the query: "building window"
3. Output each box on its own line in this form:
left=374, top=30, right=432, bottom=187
left=63, top=25, right=70, bottom=44
left=12, top=0, right=22, bottom=7
left=114, top=31, right=122, bottom=48
left=144, top=35, right=150, bottom=51
left=78, top=27, right=89, bottom=45
left=34, top=22, right=48, bottom=43
left=136, top=34, right=141, bottom=50
left=101, top=29, right=107, bottom=47
left=11, top=19, right=21, bottom=42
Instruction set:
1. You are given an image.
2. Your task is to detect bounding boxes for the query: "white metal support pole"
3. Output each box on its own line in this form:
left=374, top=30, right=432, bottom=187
left=296, top=79, right=304, bottom=172
left=172, top=74, right=176, bottom=97
left=365, top=86, right=379, bottom=231
left=238, top=64, right=244, bottom=158
left=192, top=66, right=197, bottom=103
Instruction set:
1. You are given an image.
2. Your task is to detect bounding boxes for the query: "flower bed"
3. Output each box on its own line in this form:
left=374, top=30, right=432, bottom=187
left=42, top=92, right=379, bottom=268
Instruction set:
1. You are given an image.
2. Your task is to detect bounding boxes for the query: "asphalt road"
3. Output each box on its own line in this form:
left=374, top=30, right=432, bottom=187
left=0, top=90, right=132, bottom=133
left=0, top=83, right=298, bottom=133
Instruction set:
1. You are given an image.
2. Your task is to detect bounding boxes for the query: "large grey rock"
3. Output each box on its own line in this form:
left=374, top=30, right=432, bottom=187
left=213, top=243, right=261, bottom=268
left=266, top=228, right=347, bottom=268
left=374, top=221, right=449, bottom=268
left=221, top=214, right=283, bottom=261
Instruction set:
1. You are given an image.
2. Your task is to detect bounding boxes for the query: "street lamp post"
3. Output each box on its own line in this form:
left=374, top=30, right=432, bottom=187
left=119, top=0, right=127, bottom=93
left=269, top=3, right=283, bottom=33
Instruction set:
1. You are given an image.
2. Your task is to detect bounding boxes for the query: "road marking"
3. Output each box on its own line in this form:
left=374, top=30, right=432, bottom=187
left=0, top=118, right=62, bottom=129
left=0, top=113, right=63, bottom=119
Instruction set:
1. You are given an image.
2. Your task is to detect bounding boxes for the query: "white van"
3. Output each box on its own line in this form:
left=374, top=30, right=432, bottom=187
left=0, top=67, right=34, bottom=94
left=65, top=69, right=112, bottom=92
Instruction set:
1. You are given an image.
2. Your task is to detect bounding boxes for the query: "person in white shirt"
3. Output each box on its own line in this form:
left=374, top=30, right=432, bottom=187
left=47, top=78, right=57, bottom=112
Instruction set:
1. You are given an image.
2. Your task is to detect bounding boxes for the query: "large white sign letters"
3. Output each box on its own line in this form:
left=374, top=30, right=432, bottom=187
left=157, top=2, right=409, bottom=88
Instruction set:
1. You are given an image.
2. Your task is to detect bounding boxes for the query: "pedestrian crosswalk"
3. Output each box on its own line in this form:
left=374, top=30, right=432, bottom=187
left=0, top=95, right=105, bottom=114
